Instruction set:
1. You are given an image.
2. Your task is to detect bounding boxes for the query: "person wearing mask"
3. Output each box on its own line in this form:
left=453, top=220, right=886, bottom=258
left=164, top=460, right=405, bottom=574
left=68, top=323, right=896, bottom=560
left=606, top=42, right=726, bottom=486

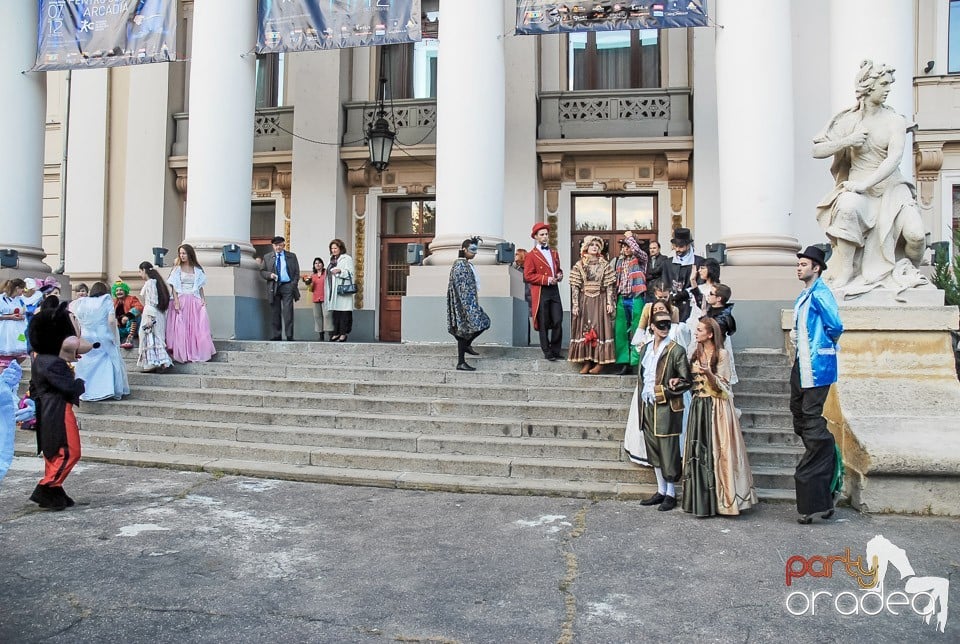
left=446, top=237, right=490, bottom=371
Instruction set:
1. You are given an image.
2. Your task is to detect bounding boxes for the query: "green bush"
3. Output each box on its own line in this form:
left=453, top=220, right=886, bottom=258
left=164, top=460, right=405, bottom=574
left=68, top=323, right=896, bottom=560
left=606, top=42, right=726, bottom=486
left=931, top=227, right=960, bottom=309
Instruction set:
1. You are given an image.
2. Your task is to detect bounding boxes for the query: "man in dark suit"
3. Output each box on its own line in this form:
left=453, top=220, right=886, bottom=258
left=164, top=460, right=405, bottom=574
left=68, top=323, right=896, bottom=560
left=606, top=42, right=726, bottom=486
left=663, top=227, right=704, bottom=322
left=644, top=239, right=665, bottom=303
left=260, top=235, right=300, bottom=341
left=523, top=223, right=564, bottom=361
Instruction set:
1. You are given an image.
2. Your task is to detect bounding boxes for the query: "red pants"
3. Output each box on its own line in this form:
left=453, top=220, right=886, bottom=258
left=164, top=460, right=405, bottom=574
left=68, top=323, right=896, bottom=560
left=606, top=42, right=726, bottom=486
left=39, top=404, right=81, bottom=488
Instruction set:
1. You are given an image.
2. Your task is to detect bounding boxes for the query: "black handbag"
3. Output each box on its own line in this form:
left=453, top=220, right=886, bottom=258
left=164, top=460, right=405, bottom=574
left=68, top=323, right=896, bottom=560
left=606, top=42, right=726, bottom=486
left=336, top=272, right=358, bottom=296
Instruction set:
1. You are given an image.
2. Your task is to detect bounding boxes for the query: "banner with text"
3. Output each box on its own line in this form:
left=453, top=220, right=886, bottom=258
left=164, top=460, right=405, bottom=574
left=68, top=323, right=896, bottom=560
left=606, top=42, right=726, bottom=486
left=515, top=1, right=708, bottom=34
left=257, top=0, right=421, bottom=53
left=34, top=0, right=177, bottom=71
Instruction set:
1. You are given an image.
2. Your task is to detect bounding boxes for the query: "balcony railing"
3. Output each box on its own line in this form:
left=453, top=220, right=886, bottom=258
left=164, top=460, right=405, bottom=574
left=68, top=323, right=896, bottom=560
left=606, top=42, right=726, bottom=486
left=342, top=98, right=438, bottom=148
left=171, top=106, right=295, bottom=156
left=538, top=88, right=692, bottom=139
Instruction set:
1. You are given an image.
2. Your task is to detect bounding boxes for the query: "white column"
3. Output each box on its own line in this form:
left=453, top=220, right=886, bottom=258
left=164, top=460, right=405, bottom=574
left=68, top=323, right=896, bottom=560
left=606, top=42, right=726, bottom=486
left=715, top=0, right=800, bottom=265
left=64, top=70, right=110, bottom=278
left=830, top=0, right=915, bottom=181
left=0, top=2, right=49, bottom=272
left=183, top=0, right=257, bottom=267
left=428, top=0, right=506, bottom=265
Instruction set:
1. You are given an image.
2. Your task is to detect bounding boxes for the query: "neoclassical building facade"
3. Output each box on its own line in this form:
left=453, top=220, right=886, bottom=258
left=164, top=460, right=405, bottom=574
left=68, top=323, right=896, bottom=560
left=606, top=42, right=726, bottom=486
left=1, top=0, right=958, bottom=345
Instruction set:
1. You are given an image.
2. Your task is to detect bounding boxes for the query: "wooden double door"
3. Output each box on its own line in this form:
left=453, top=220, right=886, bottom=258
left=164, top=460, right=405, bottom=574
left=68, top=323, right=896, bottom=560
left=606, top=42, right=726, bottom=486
left=379, top=199, right=436, bottom=342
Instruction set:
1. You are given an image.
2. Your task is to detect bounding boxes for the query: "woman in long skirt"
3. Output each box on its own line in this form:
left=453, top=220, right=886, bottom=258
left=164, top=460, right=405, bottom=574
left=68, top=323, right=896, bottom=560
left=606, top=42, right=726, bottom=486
left=137, top=262, right=173, bottom=373
left=568, top=235, right=616, bottom=374
left=73, top=282, right=129, bottom=401
left=166, top=244, right=216, bottom=363
left=682, top=317, right=757, bottom=517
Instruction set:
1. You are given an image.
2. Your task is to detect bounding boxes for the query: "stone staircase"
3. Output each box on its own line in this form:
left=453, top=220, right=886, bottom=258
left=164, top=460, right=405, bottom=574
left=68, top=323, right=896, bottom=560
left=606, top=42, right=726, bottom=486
left=15, top=342, right=800, bottom=501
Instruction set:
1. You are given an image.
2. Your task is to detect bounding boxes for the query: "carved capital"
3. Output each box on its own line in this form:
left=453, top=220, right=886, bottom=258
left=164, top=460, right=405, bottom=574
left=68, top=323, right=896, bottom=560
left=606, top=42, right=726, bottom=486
left=915, top=145, right=944, bottom=178
left=174, top=169, right=188, bottom=195
left=274, top=163, right=293, bottom=196
left=540, top=153, right=565, bottom=184
left=665, top=151, right=691, bottom=188
left=345, top=161, right=371, bottom=191
left=603, top=179, right=628, bottom=192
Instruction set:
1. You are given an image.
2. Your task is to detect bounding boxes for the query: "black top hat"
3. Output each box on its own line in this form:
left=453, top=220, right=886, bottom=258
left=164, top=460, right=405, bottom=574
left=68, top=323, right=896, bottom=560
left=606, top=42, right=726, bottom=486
left=797, top=245, right=828, bottom=271
left=270, top=236, right=285, bottom=244
left=671, top=227, right=693, bottom=245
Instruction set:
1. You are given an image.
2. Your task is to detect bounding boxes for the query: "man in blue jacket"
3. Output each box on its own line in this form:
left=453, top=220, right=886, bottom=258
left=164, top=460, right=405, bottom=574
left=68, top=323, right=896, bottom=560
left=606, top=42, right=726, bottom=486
left=791, top=246, right=844, bottom=524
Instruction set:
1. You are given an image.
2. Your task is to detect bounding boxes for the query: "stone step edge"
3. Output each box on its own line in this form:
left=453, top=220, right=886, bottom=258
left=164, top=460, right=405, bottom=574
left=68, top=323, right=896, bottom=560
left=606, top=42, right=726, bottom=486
left=14, top=446, right=793, bottom=502
left=71, top=414, right=806, bottom=455
left=124, top=386, right=632, bottom=412
left=71, top=422, right=623, bottom=453
left=77, top=401, right=626, bottom=429
left=76, top=431, right=638, bottom=470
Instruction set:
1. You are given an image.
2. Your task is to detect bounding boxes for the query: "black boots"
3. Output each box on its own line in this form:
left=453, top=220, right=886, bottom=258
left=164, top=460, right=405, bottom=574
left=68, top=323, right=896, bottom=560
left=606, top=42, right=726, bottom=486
left=29, top=484, right=68, bottom=511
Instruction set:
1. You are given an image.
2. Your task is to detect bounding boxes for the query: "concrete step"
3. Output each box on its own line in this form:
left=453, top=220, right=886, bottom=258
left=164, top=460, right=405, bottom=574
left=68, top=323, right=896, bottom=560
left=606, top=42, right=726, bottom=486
left=74, top=415, right=624, bottom=462
left=732, top=349, right=789, bottom=367
left=744, top=445, right=804, bottom=468
left=121, top=387, right=631, bottom=423
left=733, top=365, right=792, bottom=381
left=124, top=373, right=635, bottom=406
left=46, top=446, right=659, bottom=500
left=741, top=427, right=802, bottom=448
left=76, top=400, right=627, bottom=441
left=739, top=409, right=793, bottom=430
left=731, top=392, right=790, bottom=409
left=732, top=378, right=792, bottom=395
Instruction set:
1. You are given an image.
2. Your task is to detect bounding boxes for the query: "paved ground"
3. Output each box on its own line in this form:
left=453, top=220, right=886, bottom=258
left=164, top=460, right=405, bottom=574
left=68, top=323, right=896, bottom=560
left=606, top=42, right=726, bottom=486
left=0, top=457, right=957, bottom=643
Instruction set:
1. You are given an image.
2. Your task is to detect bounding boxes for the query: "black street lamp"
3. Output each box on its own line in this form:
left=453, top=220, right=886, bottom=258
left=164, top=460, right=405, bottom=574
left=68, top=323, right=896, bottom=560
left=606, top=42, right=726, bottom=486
left=367, top=50, right=396, bottom=173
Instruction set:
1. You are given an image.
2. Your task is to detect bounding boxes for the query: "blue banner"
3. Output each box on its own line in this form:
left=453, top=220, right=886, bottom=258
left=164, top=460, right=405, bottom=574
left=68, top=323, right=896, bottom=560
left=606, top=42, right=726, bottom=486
left=516, top=1, right=708, bottom=34
left=34, top=0, right=177, bottom=71
left=257, top=0, right=421, bottom=53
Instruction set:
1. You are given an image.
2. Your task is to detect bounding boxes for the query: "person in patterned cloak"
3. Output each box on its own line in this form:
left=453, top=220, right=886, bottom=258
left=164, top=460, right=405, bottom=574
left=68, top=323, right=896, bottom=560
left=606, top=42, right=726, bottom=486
left=446, top=237, right=491, bottom=372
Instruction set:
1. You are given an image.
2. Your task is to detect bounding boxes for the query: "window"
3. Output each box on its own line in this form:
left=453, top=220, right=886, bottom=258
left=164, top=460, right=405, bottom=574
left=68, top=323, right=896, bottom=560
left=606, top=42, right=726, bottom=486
left=382, top=9, right=439, bottom=99
left=568, top=30, right=660, bottom=90
left=951, top=1, right=960, bottom=73
left=255, top=53, right=285, bottom=108
left=572, top=194, right=657, bottom=261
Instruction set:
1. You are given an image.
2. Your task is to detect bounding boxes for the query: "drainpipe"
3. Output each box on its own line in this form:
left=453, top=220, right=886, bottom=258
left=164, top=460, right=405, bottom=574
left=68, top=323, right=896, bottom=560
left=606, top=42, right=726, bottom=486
left=54, top=70, right=71, bottom=274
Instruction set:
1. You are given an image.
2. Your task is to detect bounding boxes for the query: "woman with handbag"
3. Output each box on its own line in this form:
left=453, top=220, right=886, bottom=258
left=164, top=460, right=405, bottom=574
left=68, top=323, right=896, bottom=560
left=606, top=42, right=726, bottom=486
left=326, top=239, right=356, bottom=342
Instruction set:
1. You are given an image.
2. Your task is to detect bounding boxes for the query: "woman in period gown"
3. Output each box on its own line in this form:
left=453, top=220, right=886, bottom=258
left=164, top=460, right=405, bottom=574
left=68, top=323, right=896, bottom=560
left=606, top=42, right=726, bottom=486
left=568, top=235, right=616, bottom=375
left=166, top=244, right=216, bottom=363
left=682, top=317, right=757, bottom=517
left=73, top=282, right=130, bottom=401
left=136, top=262, right=173, bottom=373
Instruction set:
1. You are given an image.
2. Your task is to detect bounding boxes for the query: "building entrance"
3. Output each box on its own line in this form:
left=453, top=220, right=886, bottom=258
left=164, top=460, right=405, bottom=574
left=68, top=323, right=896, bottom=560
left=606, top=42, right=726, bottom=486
left=379, top=199, right=436, bottom=342
left=570, top=193, right=658, bottom=264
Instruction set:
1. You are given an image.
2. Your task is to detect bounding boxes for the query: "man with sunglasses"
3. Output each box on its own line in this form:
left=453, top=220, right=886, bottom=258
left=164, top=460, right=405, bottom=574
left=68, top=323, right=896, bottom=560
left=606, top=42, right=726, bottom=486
left=636, top=310, right=691, bottom=511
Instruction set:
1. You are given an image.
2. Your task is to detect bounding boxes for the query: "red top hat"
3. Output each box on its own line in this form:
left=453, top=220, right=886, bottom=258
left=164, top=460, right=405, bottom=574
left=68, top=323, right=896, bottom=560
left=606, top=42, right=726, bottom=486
left=530, top=223, right=550, bottom=239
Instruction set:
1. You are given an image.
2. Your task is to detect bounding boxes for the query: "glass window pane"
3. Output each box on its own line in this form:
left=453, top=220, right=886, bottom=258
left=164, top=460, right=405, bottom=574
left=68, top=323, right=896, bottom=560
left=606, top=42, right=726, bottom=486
left=951, top=1, right=960, bottom=73
left=574, top=196, right=613, bottom=231
left=413, top=38, right=440, bottom=99
left=595, top=31, right=631, bottom=90
left=638, top=29, right=660, bottom=88
left=568, top=32, right=588, bottom=90
left=615, top=196, right=655, bottom=231
left=420, top=201, right=437, bottom=235
left=384, top=202, right=415, bottom=235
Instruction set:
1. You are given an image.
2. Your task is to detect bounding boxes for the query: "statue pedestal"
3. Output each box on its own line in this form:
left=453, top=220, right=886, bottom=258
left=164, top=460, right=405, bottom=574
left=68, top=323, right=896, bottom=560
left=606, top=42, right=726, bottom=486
left=782, top=303, right=960, bottom=515
left=833, top=286, right=944, bottom=307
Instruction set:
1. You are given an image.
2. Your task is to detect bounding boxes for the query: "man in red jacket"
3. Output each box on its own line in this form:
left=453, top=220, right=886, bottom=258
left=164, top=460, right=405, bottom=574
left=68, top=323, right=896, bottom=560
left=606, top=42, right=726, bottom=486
left=523, top=223, right=564, bottom=361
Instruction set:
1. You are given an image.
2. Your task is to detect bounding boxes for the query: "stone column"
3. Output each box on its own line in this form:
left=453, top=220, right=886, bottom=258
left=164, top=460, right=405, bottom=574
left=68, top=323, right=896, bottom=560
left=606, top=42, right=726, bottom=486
left=180, top=1, right=267, bottom=339
left=830, top=0, right=915, bottom=181
left=426, top=0, right=506, bottom=265
left=183, top=0, right=258, bottom=268
left=0, top=1, right=49, bottom=272
left=715, top=0, right=800, bottom=266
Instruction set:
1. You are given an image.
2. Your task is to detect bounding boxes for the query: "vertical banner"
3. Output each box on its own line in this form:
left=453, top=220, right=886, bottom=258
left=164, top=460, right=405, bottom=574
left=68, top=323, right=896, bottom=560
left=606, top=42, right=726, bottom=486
left=257, top=0, right=421, bottom=53
left=34, top=0, right=177, bottom=71
left=516, top=1, right=708, bottom=34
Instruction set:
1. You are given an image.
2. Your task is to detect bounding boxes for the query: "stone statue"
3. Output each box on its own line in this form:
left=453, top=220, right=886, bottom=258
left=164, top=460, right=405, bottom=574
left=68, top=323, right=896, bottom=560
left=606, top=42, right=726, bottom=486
left=812, top=60, right=927, bottom=296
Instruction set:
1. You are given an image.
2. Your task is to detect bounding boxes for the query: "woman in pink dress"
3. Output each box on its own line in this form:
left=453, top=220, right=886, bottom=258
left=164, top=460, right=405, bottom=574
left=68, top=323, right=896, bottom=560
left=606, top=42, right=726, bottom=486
left=166, top=244, right=217, bottom=363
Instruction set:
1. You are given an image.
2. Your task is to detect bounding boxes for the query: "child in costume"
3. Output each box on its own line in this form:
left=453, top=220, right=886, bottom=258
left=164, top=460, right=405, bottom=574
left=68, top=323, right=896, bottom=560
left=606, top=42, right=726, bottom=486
left=0, top=361, right=36, bottom=486
left=26, top=300, right=92, bottom=510
left=112, top=280, right=143, bottom=349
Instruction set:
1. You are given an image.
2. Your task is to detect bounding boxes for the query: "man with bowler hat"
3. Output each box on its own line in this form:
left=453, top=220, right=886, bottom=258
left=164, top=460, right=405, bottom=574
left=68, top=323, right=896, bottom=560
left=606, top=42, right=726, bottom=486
left=791, top=245, right=844, bottom=524
left=260, top=235, right=301, bottom=341
left=663, top=227, right=703, bottom=322
left=524, top=223, right=564, bottom=360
